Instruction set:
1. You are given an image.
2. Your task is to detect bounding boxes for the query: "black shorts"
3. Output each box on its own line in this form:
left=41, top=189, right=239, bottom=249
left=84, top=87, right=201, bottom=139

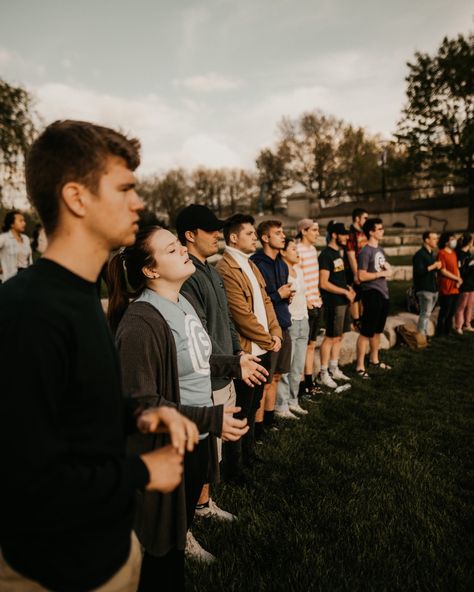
left=360, top=289, right=389, bottom=338
left=307, top=306, right=324, bottom=342
left=269, top=328, right=292, bottom=380
left=324, top=304, right=352, bottom=338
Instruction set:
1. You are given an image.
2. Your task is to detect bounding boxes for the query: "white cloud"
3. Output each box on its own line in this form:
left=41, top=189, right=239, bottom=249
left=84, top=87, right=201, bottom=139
left=0, top=48, right=15, bottom=66
left=173, top=72, right=244, bottom=92
left=177, top=134, right=243, bottom=168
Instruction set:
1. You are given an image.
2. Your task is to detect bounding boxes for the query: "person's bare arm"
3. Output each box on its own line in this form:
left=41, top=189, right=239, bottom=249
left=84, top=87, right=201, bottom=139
left=319, top=269, right=355, bottom=302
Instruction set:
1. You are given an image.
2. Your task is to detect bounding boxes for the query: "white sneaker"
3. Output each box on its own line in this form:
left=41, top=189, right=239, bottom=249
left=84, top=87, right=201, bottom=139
left=463, top=325, right=474, bottom=332
left=454, top=327, right=463, bottom=335
left=335, top=383, right=352, bottom=394
left=185, top=531, right=216, bottom=564
left=329, top=367, right=351, bottom=381
left=274, top=408, right=300, bottom=420
left=289, top=403, right=308, bottom=415
left=317, top=371, right=338, bottom=389
left=195, top=498, right=237, bottom=522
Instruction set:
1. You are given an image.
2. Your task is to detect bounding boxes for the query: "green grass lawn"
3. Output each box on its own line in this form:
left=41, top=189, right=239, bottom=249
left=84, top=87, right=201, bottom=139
left=186, top=334, right=474, bottom=592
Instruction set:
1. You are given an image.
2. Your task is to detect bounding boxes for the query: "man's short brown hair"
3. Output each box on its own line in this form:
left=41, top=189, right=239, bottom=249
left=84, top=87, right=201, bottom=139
left=256, top=219, right=282, bottom=242
left=26, top=120, right=141, bottom=234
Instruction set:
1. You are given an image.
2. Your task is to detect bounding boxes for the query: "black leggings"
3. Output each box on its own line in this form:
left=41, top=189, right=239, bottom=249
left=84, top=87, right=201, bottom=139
left=137, top=439, right=210, bottom=592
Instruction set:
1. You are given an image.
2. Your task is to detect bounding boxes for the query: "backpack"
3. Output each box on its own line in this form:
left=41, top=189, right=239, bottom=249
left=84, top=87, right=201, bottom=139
left=396, top=322, right=427, bottom=350
left=406, top=286, right=419, bottom=314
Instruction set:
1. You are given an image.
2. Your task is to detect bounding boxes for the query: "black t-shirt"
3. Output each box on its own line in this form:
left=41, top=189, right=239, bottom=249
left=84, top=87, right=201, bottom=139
left=458, top=249, right=474, bottom=292
left=318, top=245, right=348, bottom=306
left=0, top=259, right=148, bottom=591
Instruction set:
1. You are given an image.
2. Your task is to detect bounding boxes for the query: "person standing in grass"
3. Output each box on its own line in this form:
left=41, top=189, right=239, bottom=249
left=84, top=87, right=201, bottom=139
left=275, top=237, right=310, bottom=418
left=345, top=208, right=369, bottom=329
left=317, top=222, right=355, bottom=389
left=295, top=218, right=324, bottom=397
left=216, top=214, right=281, bottom=463
left=436, top=232, right=462, bottom=336
left=454, top=233, right=474, bottom=334
left=355, top=218, right=393, bottom=378
left=251, top=220, right=293, bottom=428
left=0, top=210, right=32, bottom=281
left=413, top=231, right=442, bottom=336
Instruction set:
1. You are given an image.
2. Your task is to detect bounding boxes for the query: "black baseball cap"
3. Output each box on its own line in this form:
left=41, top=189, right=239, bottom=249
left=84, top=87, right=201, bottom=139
left=328, top=222, right=349, bottom=235
left=175, top=204, right=225, bottom=234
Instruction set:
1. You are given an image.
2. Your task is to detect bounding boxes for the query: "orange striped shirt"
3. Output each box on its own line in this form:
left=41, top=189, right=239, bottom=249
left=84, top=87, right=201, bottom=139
left=296, top=242, right=322, bottom=308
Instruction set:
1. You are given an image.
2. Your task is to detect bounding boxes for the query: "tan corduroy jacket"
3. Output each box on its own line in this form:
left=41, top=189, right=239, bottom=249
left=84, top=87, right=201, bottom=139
left=215, top=250, right=282, bottom=353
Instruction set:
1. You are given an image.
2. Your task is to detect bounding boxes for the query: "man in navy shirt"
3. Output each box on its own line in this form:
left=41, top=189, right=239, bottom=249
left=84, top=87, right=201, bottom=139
left=412, top=231, right=442, bottom=336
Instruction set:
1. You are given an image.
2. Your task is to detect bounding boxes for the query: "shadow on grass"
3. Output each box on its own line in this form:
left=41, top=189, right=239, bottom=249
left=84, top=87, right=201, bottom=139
left=186, top=335, right=474, bottom=591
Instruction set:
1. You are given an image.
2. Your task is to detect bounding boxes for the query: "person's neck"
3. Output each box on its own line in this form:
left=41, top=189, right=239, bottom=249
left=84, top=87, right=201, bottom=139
left=423, top=243, right=432, bottom=253
left=283, top=258, right=295, bottom=274
left=263, top=245, right=278, bottom=260
left=301, top=237, right=314, bottom=248
left=328, top=240, right=339, bottom=251
left=11, top=229, right=22, bottom=240
left=353, top=223, right=362, bottom=231
left=148, top=278, right=183, bottom=303
left=43, top=231, right=108, bottom=282
left=368, top=237, right=378, bottom=247
left=444, top=247, right=453, bottom=253
left=187, top=244, right=207, bottom=264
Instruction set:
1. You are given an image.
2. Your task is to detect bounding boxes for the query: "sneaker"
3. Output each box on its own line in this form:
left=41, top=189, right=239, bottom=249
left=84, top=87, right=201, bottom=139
left=334, top=383, right=352, bottom=394
left=463, top=325, right=474, bottom=332
left=454, top=328, right=463, bottom=335
left=329, top=367, right=351, bottom=381
left=185, top=531, right=216, bottom=564
left=289, top=403, right=309, bottom=415
left=317, top=371, right=338, bottom=389
left=195, top=498, right=237, bottom=522
left=274, top=408, right=300, bottom=420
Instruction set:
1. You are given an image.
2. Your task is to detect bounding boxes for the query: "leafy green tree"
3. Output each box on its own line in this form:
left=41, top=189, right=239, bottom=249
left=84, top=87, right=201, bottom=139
left=0, top=79, right=37, bottom=201
left=255, top=145, right=290, bottom=213
left=397, top=33, right=474, bottom=227
left=138, top=169, right=189, bottom=227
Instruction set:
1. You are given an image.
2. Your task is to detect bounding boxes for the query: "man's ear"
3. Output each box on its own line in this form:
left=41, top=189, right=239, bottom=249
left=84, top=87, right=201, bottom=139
left=184, top=230, right=196, bottom=244
left=229, top=231, right=238, bottom=245
left=61, top=182, right=88, bottom=218
left=260, top=233, right=269, bottom=245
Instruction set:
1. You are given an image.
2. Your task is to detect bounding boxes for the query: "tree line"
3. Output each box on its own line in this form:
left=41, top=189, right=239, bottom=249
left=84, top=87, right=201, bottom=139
left=1, top=32, right=472, bottom=227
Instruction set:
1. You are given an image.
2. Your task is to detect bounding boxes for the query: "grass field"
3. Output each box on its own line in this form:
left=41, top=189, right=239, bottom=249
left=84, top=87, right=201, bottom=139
left=186, top=333, right=474, bottom=592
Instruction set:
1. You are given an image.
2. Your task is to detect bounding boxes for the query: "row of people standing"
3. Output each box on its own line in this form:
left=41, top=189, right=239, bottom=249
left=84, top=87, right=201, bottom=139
left=413, top=231, right=474, bottom=336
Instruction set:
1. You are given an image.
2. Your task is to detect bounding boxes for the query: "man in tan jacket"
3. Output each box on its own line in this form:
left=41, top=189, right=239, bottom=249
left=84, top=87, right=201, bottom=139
left=216, top=214, right=282, bottom=478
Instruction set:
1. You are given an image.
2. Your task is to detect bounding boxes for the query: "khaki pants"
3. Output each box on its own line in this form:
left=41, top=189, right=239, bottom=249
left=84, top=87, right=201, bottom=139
left=0, top=533, right=142, bottom=592
left=212, top=381, right=237, bottom=461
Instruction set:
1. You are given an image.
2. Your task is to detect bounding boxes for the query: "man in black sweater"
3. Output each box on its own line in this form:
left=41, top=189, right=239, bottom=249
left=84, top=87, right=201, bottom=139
left=0, top=120, right=198, bottom=592
left=412, top=231, right=442, bottom=336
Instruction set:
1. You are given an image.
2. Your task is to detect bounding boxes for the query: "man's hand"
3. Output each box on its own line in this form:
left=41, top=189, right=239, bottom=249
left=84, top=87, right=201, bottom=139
left=221, top=407, right=249, bottom=441
left=270, top=335, right=282, bottom=352
left=345, top=286, right=356, bottom=303
left=278, top=283, right=293, bottom=299
left=137, top=406, right=199, bottom=455
left=239, top=353, right=269, bottom=386
left=141, top=445, right=184, bottom=493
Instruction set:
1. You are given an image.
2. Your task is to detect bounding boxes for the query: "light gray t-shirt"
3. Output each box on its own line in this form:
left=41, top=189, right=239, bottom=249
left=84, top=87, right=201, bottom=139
left=137, top=288, right=213, bottom=438
left=358, top=245, right=389, bottom=299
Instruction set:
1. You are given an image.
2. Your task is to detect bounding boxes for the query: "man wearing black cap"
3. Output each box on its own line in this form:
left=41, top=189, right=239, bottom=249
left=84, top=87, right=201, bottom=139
left=317, top=222, right=355, bottom=389
left=176, top=205, right=267, bottom=556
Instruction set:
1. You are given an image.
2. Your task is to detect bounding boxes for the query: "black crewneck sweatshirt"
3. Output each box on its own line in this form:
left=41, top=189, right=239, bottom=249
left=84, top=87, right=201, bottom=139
left=0, top=259, right=149, bottom=591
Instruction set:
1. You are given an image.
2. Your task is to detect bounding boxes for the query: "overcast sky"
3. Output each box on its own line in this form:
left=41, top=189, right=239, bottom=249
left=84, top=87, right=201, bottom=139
left=1, top=0, right=472, bottom=177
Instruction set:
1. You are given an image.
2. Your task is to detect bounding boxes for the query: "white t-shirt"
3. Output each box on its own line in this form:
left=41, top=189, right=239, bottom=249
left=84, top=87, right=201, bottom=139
left=288, top=265, right=308, bottom=321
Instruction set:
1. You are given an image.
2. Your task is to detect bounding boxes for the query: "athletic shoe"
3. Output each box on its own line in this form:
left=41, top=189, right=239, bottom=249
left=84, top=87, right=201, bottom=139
left=454, top=328, right=463, bottom=335
left=463, top=325, right=474, bottom=332
left=329, top=367, right=351, bottom=381
left=274, top=408, right=300, bottom=420
left=317, top=371, right=338, bottom=389
left=195, top=498, right=237, bottom=522
left=185, top=531, right=216, bottom=564
left=334, top=383, right=352, bottom=394
left=289, top=403, right=309, bottom=415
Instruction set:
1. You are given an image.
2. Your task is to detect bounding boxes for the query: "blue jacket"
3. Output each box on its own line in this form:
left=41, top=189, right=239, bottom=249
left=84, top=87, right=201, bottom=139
left=250, top=249, right=291, bottom=330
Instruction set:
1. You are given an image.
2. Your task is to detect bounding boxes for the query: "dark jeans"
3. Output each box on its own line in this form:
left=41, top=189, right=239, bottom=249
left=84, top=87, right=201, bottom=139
left=184, top=438, right=210, bottom=527
left=223, top=352, right=271, bottom=474
left=436, top=294, right=459, bottom=335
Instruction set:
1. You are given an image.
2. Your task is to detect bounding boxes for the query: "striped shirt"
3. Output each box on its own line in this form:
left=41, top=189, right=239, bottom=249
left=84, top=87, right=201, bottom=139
left=296, top=242, right=322, bottom=308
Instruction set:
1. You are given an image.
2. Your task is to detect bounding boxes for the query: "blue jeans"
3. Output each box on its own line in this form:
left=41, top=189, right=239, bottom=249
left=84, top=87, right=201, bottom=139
left=416, top=291, right=438, bottom=335
left=276, top=318, right=309, bottom=410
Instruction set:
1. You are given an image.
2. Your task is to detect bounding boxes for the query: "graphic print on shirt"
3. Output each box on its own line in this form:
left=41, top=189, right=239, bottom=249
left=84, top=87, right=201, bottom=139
left=374, top=251, right=386, bottom=272
left=333, top=257, right=345, bottom=273
left=185, top=314, right=211, bottom=374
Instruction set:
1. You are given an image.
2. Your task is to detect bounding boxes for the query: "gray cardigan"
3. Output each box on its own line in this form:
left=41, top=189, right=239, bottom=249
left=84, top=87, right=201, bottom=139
left=116, top=301, right=226, bottom=556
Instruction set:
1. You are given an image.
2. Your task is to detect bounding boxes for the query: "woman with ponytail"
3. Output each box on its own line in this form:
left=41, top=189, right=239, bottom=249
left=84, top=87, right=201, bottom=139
left=107, top=226, right=249, bottom=592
